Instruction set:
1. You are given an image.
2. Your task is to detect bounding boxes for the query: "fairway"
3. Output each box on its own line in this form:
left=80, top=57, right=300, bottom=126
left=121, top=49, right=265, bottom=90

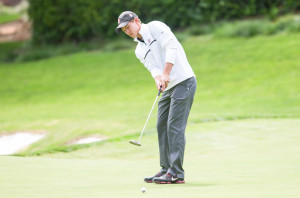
left=1, top=119, right=299, bottom=198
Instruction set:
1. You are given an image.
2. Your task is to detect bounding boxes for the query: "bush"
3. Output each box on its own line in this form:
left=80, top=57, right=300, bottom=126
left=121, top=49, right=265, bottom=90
left=28, top=0, right=300, bottom=45
left=102, top=38, right=135, bottom=52
left=189, top=24, right=216, bottom=36
left=213, top=15, right=300, bottom=38
left=214, top=20, right=266, bottom=38
left=0, top=42, right=23, bottom=62
left=288, top=20, right=300, bottom=33
left=0, top=37, right=135, bottom=62
left=15, top=43, right=81, bottom=62
left=276, top=15, right=300, bottom=33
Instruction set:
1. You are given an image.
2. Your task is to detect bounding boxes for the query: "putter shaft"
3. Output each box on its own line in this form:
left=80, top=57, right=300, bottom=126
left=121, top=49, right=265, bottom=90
left=138, top=95, right=159, bottom=142
left=130, top=87, right=162, bottom=146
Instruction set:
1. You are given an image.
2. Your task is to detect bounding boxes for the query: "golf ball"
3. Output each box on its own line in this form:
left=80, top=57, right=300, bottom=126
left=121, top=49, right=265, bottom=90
left=141, top=187, right=146, bottom=193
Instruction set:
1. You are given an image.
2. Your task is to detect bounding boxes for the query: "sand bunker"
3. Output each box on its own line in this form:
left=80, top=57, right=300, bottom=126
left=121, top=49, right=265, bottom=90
left=0, top=132, right=45, bottom=155
left=70, top=136, right=106, bottom=145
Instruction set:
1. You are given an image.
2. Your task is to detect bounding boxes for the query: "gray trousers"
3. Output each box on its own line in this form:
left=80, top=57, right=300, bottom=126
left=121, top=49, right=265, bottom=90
left=157, top=77, right=197, bottom=179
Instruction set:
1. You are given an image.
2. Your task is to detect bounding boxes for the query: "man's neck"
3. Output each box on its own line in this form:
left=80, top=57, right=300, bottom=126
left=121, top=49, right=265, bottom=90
left=137, top=23, right=143, bottom=40
left=137, top=33, right=142, bottom=40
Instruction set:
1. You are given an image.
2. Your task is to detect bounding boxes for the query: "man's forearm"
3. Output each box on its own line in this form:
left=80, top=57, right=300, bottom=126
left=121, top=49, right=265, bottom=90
left=154, top=62, right=174, bottom=91
left=163, top=62, right=174, bottom=75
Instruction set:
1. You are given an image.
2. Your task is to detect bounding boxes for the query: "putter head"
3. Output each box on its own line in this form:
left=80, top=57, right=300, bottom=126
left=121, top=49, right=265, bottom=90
left=129, top=140, right=142, bottom=146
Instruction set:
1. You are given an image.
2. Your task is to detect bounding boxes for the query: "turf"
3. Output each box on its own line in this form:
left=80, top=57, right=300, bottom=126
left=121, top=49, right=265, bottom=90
left=0, top=119, right=299, bottom=198
left=0, top=33, right=299, bottom=154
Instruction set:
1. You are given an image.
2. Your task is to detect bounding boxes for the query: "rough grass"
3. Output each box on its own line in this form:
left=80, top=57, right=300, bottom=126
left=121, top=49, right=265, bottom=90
left=0, top=13, right=21, bottom=24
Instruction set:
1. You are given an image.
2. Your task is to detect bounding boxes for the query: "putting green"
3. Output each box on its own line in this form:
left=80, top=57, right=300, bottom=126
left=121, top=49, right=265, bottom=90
left=1, top=118, right=299, bottom=198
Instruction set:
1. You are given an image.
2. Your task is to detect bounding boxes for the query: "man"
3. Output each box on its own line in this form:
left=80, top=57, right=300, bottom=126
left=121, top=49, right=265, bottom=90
left=115, top=11, right=196, bottom=184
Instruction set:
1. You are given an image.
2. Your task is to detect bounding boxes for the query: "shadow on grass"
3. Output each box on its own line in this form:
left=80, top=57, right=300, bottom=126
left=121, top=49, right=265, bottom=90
left=158, top=182, right=217, bottom=188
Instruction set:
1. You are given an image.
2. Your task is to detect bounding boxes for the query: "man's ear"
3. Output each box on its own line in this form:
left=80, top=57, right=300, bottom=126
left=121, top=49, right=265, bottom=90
left=134, top=17, right=141, bottom=24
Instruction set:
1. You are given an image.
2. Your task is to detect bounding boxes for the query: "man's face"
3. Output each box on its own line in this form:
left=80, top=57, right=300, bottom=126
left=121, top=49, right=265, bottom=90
left=122, top=18, right=140, bottom=38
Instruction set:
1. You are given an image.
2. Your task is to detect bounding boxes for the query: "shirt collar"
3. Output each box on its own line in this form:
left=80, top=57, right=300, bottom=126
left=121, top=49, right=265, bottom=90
left=139, top=23, right=147, bottom=38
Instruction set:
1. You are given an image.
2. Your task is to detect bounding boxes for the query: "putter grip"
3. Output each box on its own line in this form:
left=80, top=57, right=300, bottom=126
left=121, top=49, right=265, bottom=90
left=158, top=86, right=162, bottom=96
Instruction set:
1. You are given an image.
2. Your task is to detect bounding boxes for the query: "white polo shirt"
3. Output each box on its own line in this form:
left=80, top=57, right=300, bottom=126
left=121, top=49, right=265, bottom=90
left=134, top=21, right=195, bottom=91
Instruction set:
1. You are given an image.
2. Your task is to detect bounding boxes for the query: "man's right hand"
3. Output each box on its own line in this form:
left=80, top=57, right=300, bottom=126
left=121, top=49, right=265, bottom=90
left=155, top=76, right=162, bottom=91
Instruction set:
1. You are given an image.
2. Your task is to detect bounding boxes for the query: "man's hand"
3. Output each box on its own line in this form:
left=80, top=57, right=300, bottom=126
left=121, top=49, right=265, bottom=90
left=155, top=76, right=162, bottom=90
left=160, top=62, right=173, bottom=91
left=155, top=74, right=170, bottom=92
left=154, top=62, right=173, bottom=92
left=160, top=73, right=170, bottom=91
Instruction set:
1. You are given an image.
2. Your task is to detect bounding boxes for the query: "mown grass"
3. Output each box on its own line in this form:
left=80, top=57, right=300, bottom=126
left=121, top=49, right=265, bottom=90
left=1, top=119, right=299, bottom=198
left=0, top=32, right=299, bottom=155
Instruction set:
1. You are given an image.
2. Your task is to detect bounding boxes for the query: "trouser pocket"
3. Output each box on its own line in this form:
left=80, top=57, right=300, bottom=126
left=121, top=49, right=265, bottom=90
left=171, top=77, right=196, bottom=100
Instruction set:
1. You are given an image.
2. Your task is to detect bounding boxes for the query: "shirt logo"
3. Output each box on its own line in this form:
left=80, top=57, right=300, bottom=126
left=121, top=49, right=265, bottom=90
left=148, top=39, right=151, bottom=44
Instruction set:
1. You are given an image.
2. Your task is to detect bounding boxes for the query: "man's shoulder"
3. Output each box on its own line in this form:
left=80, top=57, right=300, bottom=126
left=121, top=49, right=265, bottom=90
left=147, top=21, right=171, bottom=36
left=147, top=21, right=168, bottom=28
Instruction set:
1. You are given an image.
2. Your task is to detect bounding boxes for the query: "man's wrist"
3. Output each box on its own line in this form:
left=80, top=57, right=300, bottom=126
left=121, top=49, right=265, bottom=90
left=154, top=75, right=161, bottom=83
left=162, top=71, right=170, bottom=76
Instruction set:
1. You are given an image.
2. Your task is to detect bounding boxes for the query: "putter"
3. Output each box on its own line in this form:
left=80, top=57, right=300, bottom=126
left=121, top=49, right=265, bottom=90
left=130, top=87, right=162, bottom=146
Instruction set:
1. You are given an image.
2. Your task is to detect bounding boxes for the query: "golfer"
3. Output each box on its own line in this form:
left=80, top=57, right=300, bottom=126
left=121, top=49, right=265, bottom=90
left=116, top=11, right=196, bottom=184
